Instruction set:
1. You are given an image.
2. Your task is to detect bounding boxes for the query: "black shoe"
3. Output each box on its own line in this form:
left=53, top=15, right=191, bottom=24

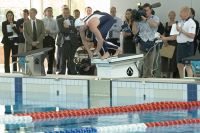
left=47, top=71, right=52, bottom=74
left=58, top=72, right=65, bottom=75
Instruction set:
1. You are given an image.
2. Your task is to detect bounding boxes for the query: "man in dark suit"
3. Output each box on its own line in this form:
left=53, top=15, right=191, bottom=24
left=57, top=7, right=79, bottom=75
left=55, top=4, right=68, bottom=71
left=23, top=8, right=45, bottom=52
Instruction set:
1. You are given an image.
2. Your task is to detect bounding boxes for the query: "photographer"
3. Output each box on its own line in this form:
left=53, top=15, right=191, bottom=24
left=132, top=3, right=160, bottom=78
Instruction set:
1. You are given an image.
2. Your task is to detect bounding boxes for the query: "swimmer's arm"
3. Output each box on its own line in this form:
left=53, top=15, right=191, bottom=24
left=80, top=26, right=90, bottom=52
left=89, top=26, right=104, bottom=52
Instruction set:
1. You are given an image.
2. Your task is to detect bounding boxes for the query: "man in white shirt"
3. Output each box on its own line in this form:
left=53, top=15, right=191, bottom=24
left=161, top=6, right=196, bottom=78
left=42, top=7, right=59, bottom=74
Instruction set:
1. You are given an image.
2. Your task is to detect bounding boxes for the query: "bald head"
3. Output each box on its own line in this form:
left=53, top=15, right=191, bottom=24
left=110, top=6, right=117, bottom=17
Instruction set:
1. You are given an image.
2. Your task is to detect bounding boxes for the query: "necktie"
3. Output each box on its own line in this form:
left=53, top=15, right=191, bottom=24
left=109, top=31, right=113, bottom=38
left=33, top=20, right=37, bottom=41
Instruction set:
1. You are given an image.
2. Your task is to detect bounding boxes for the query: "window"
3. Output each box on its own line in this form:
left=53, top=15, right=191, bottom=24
left=0, top=0, right=30, bottom=40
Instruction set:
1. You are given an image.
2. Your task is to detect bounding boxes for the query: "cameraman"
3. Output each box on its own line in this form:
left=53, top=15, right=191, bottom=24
left=132, top=3, right=160, bottom=78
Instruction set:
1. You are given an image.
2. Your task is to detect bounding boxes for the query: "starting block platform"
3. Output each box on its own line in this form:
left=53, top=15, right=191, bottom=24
left=91, top=54, right=143, bottom=78
left=183, top=55, right=200, bottom=78
left=13, top=48, right=52, bottom=76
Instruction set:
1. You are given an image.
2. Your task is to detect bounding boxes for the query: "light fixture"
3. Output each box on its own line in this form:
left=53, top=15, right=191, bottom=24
left=137, top=2, right=142, bottom=7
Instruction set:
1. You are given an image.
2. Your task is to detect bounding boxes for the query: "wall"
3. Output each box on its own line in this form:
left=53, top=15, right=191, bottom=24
left=71, top=0, right=111, bottom=18
left=0, top=75, right=200, bottom=109
left=110, top=0, right=200, bottom=23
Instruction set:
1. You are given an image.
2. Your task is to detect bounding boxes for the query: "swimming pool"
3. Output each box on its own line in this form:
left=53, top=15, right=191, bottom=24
left=1, top=101, right=200, bottom=133
left=1, top=75, right=200, bottom=133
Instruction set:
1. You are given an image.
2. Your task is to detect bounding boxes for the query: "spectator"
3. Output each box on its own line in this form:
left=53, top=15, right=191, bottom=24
left=107, top=6, right=122, bottom=55
left=132, top=3, right=160, bottom=78
left=42, top=7, right=59, bottom=74
left=190, top=8, right=199, bottom=55
left=160, top=11, right=178, bottom=78
left=73, top=9, right=80, bottom=19
left=1, top=10, right=19, bottom=73
left=161, top=6, right=196, bottom=78
left=57, top=5, right=69, bottom=19
left=123, top=9, right=136, bottom=54
left=73, top=9, right=82, bottom=48
left=16, top=9, right=29, bottom=54
left=84, top=7, right=93, bottom=42
left=57, top=7, right=79, bottom=75
left=55, top=4, right=68, bottom=72
left=85, top=6, right=92, bottom=16
left=23, top=8, right=45, bottom=52
left=16, top=9, right=29, bottom=72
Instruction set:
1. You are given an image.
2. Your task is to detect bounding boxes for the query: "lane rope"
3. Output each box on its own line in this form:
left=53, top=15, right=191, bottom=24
left=16, top=101, right=200, bottom=121
left=0, top=115, right=32, bottom=124
left=44, top=118, right=200, bottom=133
left=4, top=101, right=200, bottom=125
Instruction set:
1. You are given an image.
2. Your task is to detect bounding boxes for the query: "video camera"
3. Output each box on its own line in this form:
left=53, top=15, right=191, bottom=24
left=132, top=2, right=161, bottom=22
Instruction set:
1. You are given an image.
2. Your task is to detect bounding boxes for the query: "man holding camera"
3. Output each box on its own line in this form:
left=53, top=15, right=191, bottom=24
left=133, top=3, right=160, bottom=78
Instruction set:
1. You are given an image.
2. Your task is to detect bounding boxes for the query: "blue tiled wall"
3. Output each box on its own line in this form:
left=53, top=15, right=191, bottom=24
left=187, top=84, right=197, bottom=101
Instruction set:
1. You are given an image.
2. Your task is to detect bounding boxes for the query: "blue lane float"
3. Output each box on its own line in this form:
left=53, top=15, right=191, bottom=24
left=44, top=127, right=97, bottom=133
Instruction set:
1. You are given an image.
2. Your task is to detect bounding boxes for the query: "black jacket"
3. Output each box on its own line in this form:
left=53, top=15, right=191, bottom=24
left=1, top=20, right=20, bottom=45
left=16, top=18, right=26, bottom=43
left=57, top=15, right=77, bottom=39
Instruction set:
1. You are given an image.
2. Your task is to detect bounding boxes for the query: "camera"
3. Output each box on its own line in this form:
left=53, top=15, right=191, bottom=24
left=132, top=2, right=161, bottom=22
left=132, top=6, right=146, bottom=22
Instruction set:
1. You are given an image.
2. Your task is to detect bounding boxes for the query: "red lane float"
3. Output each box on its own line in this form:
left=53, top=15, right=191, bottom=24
left=145, top=118, right=200, bottom=127
left=15, top=101, right=200, bottom=120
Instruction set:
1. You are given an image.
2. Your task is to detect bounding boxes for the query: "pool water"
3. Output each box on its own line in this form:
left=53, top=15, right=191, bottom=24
left=1, top=104, right=200, bottom=133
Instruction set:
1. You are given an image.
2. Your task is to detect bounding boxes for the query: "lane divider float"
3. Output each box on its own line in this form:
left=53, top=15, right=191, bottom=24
left=44, top=118, right=200, bottom=133
left=16, top=101, right=200, bottom=121
left=0, top=115, right=32, bottom=124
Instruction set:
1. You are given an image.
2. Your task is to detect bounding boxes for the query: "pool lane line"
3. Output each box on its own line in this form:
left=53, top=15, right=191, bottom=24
left=15, top=101, right=200, bottom=120
left=0, top=115, right=32, bottom=124
left=44, top=118, right=200, bottom=133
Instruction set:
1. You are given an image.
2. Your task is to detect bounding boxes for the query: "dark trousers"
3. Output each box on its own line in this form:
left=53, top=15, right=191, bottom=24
left=193, top=39, right=199, bottom=55
left=123, top=37, right=136, bottom=54
left=56, top=46, right=62, bottom=71
left=60, top=40, right=77, bottom=75
left=4, top=41, right=18, bottom=73
left=43, top=36, right=55, bottom=74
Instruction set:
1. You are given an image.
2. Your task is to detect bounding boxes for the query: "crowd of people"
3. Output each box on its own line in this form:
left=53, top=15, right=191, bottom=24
left=1, top=3, right=199, bottom=78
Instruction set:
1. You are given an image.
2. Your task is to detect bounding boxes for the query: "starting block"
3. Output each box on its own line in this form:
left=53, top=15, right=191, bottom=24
left=12, top=48, right=52, bottom=76
left=91, top=54, right=143, bottom=78
left=183, top=55, right=200, bottom=78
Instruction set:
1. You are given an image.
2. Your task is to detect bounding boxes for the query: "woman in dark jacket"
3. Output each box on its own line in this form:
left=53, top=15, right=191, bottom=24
left=122, top=9, right=136, bottom=54
left=1, top=10, right=19, bottom=73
